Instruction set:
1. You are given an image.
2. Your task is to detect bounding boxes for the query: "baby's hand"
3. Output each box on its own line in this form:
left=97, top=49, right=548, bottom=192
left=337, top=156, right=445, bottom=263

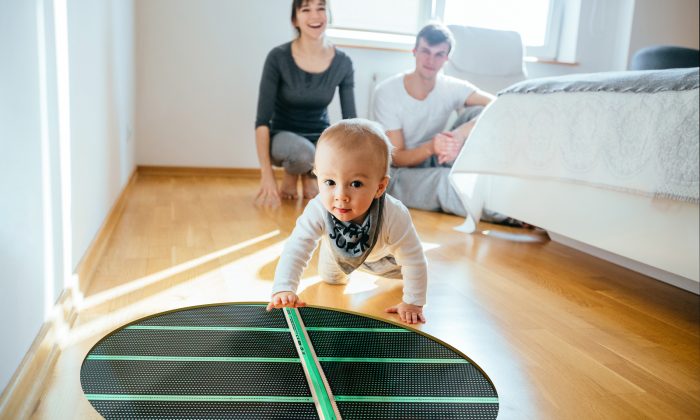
left=266, top=292, right=306, bottom=311
left=385, top=302, right=426, bottom=325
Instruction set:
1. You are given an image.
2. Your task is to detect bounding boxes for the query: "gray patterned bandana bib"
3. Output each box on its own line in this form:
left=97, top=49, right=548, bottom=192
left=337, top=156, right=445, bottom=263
left=324, top=194, right=385, bottom=274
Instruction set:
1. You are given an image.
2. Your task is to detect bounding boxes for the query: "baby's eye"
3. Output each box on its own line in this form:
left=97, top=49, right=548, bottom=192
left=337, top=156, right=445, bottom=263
left=350, top=180, right=363, bottom=188
left=324, top=179, right=335, bottom=186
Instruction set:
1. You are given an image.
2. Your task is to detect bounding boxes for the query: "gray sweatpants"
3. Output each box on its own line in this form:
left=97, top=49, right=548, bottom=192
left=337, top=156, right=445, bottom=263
left=387, top=106, right=484, bottom=218
left=270, top=131, right=316, bottom=175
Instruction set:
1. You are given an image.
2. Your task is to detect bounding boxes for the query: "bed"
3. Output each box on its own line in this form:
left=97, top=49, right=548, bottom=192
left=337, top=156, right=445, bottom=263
left=449, top=68, right=699, bottom=294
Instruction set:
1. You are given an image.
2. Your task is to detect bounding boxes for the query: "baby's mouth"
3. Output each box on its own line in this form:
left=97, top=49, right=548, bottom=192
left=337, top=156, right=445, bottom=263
left=335, top=208, right=350, bottom=214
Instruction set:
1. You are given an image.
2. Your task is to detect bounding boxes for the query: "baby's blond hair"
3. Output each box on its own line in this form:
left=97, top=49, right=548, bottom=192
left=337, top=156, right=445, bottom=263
left=316, top=118, right=393, bottom=177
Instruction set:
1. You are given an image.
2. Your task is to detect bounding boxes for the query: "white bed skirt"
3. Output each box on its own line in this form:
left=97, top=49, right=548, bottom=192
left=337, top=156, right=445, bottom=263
left=450, top=173, right=699, bottom=293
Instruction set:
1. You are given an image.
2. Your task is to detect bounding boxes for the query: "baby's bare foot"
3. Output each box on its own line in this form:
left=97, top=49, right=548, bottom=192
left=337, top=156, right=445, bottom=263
left=302, top=175, right=318, bottom=199
left=280, top=173, right=298, bottom=200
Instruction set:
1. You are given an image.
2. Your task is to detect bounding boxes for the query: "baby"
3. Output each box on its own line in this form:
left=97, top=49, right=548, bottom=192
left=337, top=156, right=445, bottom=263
left=266, top=118, right=428, bottom=324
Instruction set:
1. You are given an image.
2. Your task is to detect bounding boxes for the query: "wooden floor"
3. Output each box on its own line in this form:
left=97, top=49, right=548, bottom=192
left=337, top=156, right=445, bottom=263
left=31, top=174, right=700, bottom=419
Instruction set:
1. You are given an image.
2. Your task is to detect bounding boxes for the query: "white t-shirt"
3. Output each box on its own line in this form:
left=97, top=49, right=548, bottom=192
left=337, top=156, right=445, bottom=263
left=272, top=194, right=428, bottom=306
left=373, top=72, right=476, bottom=148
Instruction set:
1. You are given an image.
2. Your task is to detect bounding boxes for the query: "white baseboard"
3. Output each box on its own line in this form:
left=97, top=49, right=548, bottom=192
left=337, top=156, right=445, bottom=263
left=0, top=288, right=78, bottom=418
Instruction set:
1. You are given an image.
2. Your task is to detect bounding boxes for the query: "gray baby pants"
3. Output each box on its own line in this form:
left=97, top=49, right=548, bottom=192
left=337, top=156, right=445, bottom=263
left=318, top=238, right=402, bottom=285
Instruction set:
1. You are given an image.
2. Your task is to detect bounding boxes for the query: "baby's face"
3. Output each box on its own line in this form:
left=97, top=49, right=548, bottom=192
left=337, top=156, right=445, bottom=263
left=314, top=143, right=388, bottom=224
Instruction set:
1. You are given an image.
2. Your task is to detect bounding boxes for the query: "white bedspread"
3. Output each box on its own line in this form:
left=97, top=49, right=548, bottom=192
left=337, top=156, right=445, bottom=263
left=459, top=89, right=698, bottom=200
left=451, top=84, right=699, bottom=227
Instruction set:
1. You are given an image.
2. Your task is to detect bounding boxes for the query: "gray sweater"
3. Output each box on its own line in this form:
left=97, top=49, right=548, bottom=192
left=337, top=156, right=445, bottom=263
left=255, top=42, right=356, bottom=142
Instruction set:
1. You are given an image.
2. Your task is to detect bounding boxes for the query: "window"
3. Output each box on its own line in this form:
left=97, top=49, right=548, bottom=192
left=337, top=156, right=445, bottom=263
left=441, top=0, right=562, bottom=59
left=328, top=0, right=564, bottom=59
left=330, top=0, right=430, bottom=35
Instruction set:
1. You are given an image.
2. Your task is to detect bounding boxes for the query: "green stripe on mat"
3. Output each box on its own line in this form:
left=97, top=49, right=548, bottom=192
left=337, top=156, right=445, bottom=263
left=86, top=355, right=299, bottom=363
left=85, top=394, right=314, bottom=403
left=126, top=326, right=290, bottom=332
left=317, top=357, right=469, bottom=364
left=334, top=396, right=499, bottom=404
left=285, top=308, right=337, bottom=419
left=305, top=327, right=408, bottom=332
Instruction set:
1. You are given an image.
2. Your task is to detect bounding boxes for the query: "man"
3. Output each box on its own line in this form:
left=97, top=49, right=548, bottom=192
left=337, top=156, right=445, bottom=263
left=373, top=23, right=494, bottom=217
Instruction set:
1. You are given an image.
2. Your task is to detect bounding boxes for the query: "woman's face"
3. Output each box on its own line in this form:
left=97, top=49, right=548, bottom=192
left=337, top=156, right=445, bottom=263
left=293, top=0, right=327, bottom=40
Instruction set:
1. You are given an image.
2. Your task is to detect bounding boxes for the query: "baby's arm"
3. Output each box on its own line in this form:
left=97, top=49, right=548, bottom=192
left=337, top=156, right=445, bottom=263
left=385, top=199, right=429, bottom=323
left=268, top=199, right=325, bottom=310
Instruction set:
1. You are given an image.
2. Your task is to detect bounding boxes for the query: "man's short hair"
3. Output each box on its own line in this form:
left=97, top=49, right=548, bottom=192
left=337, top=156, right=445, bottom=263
left=414, top=23, right=454, bottom=54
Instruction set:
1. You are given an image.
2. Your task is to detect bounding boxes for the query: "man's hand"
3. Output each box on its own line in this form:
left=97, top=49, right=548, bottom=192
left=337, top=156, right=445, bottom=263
left=433, top=132, right=464, bottom=165
left=266, top=291, right=306, bottom=311
left=385, top=302, right=426, bottom=325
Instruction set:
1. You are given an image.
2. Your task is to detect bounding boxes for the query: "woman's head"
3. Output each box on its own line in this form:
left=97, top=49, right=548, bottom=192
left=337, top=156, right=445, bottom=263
left=291, top=0, right=328, bottom=38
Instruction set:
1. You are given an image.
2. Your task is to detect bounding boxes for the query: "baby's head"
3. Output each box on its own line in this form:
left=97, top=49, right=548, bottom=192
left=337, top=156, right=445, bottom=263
left=314, top=118, right=393, bottom=223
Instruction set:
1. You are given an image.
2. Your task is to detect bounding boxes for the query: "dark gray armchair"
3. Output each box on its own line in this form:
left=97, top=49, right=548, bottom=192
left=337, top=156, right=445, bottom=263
left=630, top=45, right=700, bottom=70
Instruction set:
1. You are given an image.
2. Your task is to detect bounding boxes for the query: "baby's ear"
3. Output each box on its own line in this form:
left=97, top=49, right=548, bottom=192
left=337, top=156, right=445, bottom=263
left=375, top=176, right=390, bottom=198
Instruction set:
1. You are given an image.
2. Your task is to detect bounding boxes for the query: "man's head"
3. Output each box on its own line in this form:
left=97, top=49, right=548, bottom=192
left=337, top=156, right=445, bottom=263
left=314, top=119, right=392, bottom=223
left=414, top=23, right=454, bottom=54
left=413, top=23, right=454, bottom=80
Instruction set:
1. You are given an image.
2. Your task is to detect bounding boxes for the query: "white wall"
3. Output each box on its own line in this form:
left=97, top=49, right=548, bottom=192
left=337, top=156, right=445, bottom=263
left=135, top=0, right=287, bottom=167
left=135, top=0, right=698, bottom=169
left=628, top=0, right=699, bottom=64
left=0, top=0, right=134, bottom=394
left=0, top=0, right=55, bottom=393
left=69, top=0, right=135, bottom=269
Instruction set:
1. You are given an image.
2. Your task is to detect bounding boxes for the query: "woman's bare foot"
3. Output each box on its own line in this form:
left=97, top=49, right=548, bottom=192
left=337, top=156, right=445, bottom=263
left=302, top=174, right=318, bottom=199
left=279, top=172, right=299, bottom=200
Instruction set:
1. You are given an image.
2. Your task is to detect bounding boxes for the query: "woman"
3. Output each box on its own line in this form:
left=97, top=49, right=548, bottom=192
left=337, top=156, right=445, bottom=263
left=254, top=0, right=357, bottom=207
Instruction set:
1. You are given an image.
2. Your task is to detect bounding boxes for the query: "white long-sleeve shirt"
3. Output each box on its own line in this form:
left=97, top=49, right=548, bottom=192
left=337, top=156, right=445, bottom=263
left=272, top=194, right=428, bottom=306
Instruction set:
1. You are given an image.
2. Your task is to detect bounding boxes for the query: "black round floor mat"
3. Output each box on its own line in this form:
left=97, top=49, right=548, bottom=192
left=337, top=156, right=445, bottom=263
left=81, top=303, right=498, bottom=419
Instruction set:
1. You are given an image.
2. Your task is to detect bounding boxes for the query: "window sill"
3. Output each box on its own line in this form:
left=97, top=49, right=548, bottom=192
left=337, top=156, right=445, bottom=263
left=525, top=56, right=579, bottom=66
left=328, top=28, right=580, bottom=66
left=327, top=28, right=414, bottom=52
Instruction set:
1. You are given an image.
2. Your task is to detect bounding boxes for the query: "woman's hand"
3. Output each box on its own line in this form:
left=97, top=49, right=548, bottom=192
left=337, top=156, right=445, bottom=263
left=385, top=302, right=426, bottom=324
left=255, top=174, right=281, bottom=208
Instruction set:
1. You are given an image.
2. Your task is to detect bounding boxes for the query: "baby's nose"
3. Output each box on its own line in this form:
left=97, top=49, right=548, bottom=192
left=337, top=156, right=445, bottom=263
left=335, top=188, right=349, bottom=201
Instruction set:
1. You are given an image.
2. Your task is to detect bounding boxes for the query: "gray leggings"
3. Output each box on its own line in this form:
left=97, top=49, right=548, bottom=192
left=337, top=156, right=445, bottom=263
left=270, top=131, right=316, bottom=175
left=386, top=106, right=485, bottom=218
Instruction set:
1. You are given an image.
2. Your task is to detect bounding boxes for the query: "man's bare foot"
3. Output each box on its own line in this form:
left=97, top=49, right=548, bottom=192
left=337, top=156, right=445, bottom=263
left=279, top=173, right=298, bottom=199
left=302, top=174, right=318, bottom=199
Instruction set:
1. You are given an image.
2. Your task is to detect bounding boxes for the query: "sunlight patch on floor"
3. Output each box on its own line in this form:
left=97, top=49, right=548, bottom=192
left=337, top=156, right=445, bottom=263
left=480, top=229, right=547, bottom=243
left=78, top=230, right=281, bottom=311
left=421, top=241, right=441, bottom=252
left=342, top=271, right=380, bottom=295
left=297, top=275, right=323, bottom=294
